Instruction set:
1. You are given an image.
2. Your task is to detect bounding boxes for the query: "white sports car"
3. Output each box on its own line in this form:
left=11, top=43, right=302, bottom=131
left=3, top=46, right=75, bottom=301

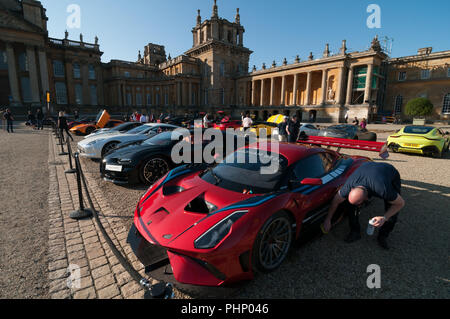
left=84, top=122, right=143, bottom=139
left=77, top=123, right=179, bottom=159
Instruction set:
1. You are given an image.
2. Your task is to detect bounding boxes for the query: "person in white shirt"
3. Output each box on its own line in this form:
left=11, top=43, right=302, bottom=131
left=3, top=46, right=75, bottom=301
left=140, top=114, right=147, bottom=123
left=242, top=112, right=253, bottom=129
left=203, top=114, right=211, bottom=128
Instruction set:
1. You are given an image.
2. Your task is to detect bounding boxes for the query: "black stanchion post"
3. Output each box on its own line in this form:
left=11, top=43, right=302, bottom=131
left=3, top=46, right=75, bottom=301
left=69, top=152, right=93, bottom=220
left=65, top=136, right=76, bottom=174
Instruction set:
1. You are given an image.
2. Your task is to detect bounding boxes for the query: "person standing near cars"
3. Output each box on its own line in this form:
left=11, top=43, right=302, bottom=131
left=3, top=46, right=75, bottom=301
left=242, top=112, right=253, bottom=130
left=323, top=162, right=405, bottom=250
left=58, top=111, right=74, bottom=141
left=286, top=115, right=300, bottom=143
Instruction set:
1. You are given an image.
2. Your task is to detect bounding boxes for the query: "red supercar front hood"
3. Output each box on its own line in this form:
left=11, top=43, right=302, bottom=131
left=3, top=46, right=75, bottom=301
left=135, top=172, right=252, bottom=248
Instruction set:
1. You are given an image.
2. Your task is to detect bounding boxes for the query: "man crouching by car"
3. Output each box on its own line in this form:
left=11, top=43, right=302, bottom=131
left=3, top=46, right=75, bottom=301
left=323, top=162, right=405, bottom=250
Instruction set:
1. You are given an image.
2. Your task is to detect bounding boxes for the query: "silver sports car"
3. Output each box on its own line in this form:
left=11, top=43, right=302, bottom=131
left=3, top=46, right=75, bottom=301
left=77, top=123, right=179, bottom=159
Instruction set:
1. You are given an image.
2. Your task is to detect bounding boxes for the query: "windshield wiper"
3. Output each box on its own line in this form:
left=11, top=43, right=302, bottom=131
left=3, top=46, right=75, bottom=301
left=206, top=167, right=221, bottom=185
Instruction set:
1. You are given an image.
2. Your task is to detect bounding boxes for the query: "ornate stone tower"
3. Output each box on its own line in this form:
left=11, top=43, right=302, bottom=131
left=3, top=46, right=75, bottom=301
left=185, top=0, right=252, bottom=107
left=142, top=43, right=167, bottom=66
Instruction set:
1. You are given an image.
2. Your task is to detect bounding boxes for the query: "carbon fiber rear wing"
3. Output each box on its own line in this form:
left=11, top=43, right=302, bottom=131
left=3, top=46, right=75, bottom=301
left=297, top=136, right=389, bottom=159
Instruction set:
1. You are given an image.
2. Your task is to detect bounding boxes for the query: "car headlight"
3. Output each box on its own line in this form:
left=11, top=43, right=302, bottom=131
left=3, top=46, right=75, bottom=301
left=194, top=210, right=248, bottom=249
left=118, top=158, right=132, bottom=164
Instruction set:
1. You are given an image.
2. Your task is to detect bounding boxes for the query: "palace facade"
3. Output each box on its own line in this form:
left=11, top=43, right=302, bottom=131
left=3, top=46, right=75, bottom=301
left=1, top=0, right=449, bottom=122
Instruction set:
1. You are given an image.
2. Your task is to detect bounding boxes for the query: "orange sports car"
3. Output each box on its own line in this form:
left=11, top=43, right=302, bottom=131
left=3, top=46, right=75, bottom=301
left=70, top=110, right=123, bottom=136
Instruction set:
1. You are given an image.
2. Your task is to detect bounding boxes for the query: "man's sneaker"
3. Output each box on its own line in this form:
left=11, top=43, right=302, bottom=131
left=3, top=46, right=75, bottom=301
left=344, top=232, right=362, bottom=243
left=377, top=236, right=390, bottom=250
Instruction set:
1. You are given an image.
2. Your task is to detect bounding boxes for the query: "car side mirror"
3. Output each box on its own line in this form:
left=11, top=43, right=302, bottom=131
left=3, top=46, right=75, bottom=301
left=301, top=178, right=323, bottom=186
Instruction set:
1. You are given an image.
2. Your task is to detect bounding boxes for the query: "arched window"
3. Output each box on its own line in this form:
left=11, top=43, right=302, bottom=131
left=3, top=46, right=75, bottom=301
left=394, top=95, right=403, bottom=114
left=442, top=94, right=450, bottom=114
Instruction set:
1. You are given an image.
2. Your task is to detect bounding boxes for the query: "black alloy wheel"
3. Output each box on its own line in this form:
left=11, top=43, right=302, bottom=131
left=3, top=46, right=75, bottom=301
left=140, top=157, right=170, bottom=185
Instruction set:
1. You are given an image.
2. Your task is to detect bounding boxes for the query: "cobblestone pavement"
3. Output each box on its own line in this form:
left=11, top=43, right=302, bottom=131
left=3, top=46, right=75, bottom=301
left=46, top=132, right=156, bottom=299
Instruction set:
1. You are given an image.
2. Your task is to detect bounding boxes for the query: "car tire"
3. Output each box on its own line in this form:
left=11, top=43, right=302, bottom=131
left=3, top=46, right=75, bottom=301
left=139, top=156, right=171, bottom=185
left=366, top=133, right=377, bottom=142
left=432, top=148, right=442, bottom=158
left=101, top=142, right=119, bottom=157
left=252, top=211, right=294, bottom=274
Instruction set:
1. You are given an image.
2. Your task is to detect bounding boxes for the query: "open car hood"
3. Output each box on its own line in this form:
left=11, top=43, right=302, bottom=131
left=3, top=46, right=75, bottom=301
left=96, top=110, right=110, bottom=128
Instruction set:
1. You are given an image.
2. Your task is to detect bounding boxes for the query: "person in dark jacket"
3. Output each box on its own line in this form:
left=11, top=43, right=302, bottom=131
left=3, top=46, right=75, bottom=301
left=36, top=109, right=44, bottom=130
left=286, top=115, right=300, bottom=143
left=3, top=108, right=14, bottom=133
left=27, top=111, right=36, bottom=129
left=58, top=111, right=74, bottom=141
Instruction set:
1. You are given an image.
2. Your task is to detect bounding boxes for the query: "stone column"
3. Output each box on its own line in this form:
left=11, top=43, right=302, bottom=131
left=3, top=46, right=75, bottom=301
left=280, top=76, right=286, bottom=106
left=117, top=84, right=122, bottom=107
left=5, top=43, right=21, bottom=105
left=81, top=63, right=90, bottom=105
left=251, top=80, right=256, bottom=106
left=188, top=81, right=192, bottom=106
left=292, top=74, right=298, bottom=106
left=176, top=82, right=181, bottom=106
left=305, top=72, right=312, bottom=105
left=38, top=47, right=50, bottom=100
left=321, top=69, right=328, bottom=105
left=260, top=79, right=265, bottom=106
left=270, top=78, right=275, bottom=106
left=346, top=66, right=354, bottom=105
left=336, top=66, right=346, bottom=105
left=26, top=45, right=41, bottom=104
left=364, top=63, right=374, bottom=104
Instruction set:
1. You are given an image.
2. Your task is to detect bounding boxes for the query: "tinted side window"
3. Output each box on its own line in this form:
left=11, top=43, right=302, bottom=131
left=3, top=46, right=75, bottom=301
left=293, top=154, right=325, bottom=181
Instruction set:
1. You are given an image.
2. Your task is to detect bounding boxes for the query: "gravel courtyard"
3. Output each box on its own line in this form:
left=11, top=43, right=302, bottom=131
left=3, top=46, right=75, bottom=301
left=72, top=128, right=450, bottom=299
left=0, top=126, right=50, bottom=299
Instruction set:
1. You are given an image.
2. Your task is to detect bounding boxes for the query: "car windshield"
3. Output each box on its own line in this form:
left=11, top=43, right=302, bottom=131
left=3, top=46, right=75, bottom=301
left=329, top=125, right=352, bottom=131
left=202, top=149, right=288, bottom=194
left=142, top=131, right=183, bottom=146
left=127, top=125, right=152, bottom=135
left=404, top=126, right=434, bottom=134
left=109, top=122, right=134, bottom=132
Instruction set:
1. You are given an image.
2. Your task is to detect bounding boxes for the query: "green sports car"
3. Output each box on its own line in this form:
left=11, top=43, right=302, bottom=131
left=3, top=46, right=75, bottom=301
left=387, top=126, right=450, bottom=158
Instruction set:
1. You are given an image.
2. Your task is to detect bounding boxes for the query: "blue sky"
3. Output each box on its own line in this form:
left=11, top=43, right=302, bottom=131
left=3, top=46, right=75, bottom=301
left=41, top=0, right=450, bottom=69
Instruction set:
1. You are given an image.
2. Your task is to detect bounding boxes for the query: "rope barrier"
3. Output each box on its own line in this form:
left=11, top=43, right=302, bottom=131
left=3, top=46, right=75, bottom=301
left=63, top=136, right=173, bottom=299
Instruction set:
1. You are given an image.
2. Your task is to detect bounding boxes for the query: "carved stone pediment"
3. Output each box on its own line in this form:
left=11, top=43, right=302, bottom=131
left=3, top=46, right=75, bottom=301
left=0, top=8, right=44, bottom=34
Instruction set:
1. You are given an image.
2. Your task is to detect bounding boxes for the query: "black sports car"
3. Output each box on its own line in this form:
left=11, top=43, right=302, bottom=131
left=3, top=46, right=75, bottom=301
left=101, top=129, right=248, bottom=185
left=318, top=124, right=377, bottom=141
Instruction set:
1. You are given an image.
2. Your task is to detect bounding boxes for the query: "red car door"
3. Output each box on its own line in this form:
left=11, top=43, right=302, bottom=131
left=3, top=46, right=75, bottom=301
left=288, top=151, right=346, bottom=228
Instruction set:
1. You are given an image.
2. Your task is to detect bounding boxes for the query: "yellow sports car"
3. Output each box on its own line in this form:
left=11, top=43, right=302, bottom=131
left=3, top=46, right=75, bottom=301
left=387, top=126, right=450, bottom=158
left=242, top=114, right=287, bottom=137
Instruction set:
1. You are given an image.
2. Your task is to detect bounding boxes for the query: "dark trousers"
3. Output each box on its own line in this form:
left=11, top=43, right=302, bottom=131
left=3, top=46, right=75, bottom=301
left=37, top=119, right=43, bottom=130
left=347, top=172, right=402, bottom=239
left=7, top=120, right=13, bottom=133
left=59, top=127, right=74, bottom=141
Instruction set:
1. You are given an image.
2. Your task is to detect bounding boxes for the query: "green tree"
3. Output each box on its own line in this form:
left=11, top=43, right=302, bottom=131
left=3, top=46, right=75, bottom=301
left=405, top=98, right=434, bottom=117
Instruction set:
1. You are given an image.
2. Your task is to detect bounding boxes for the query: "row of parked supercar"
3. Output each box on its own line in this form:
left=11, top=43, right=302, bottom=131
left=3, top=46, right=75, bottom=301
left=74, top=111, right=380, bottom=287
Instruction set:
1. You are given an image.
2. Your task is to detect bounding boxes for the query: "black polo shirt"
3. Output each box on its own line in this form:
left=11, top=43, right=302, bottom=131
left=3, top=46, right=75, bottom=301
left=339, top=162, right=401, bottom=202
